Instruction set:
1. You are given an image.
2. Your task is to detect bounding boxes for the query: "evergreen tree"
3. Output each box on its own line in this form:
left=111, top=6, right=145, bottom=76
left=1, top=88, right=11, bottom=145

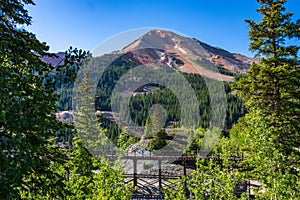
left=73, top=60, right=112, bottom=159
left=188, top=1, right=300, bottom=198
left=70, top=58, right=132, bottom=199
left=0, top=0, right=69, bottom=198
left=148, top=129, right=168, bottom=151
left=143, top=104, right=168, bottom=151
left=61, top=136, right=132, bottom=200
left=235, top=0, right=300, bottom=169
left=230, top=0, right=300, bottom=198
left=239, top=0, right=300, bottom=113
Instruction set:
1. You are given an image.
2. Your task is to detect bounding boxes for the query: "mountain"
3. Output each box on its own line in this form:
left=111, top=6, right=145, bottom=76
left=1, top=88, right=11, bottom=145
left=42, top=52, right=65, bottom=67
left=45, top=30, right=257, bottom=82
left=52, top=30, right=248, bottom=141
left=117, top=30, right=258, bottom=81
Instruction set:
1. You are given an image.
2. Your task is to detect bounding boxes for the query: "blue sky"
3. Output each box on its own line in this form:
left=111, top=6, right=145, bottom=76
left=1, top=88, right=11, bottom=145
left=27, top=0, right=299, bottom=57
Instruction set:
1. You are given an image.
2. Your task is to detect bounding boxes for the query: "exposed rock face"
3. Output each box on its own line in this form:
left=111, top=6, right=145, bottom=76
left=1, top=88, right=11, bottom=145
left=120, top=30, right=258, bottom=81
left=44, top=30, right=257, bottom=82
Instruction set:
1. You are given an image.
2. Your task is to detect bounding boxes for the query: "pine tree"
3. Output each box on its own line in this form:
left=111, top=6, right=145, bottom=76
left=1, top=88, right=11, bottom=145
left=239, top=0, right=300, bottom=113
left=73, top=62, right=112, bottom=159
left=235, top=0, right=300, bottom=167
left=70, top=58, right=132, bottom=200
left=231, top=0, right=300, bottom=198
left=0, top=0, right=70, bottom=198
left=143, top=103, right=168, bottom=151
left=188, top=1, right=300, bottom=198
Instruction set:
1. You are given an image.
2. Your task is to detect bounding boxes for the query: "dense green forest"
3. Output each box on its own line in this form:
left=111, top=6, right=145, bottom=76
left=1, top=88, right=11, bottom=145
left=95, top=63, right=245, bottom=129
left=57, top=55, right=245, bottom=128
left=1, top=0, right=299, bottom=199
left=56, top=51, right=246, bottom=146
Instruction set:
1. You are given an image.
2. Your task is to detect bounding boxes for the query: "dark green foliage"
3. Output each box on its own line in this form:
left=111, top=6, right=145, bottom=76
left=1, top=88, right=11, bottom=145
left=230, top=0, right=300, bottom=198
left=60, top=60, right=132, bottom=199
left=61, top=137, right=132, bottom=200
left=95, top=64, right=245, bottom=130
left=217, top=65, right=238, bottom=77
left=117, top=128, right=139, bottom=150
left=95, top=56, right=137, bottom=111
left=0, top=0, right=69, bottom=198
left=61, top=53, right=245, bottom=145
left=245, top=0, right=300, bottom=58
left=1, top=1, right=130, bottom=199
left=147, top=130, right=168, bottom=151
left=53, top=48, right=90, bottom=111
left=240, top=0, right=300, bottom=113
left=101, top=117, right=122, bottom=144
left=187, top=1, right=300, bottom=199
left=236, top=0, right=300, bottom=167
left=143, top=103, right=168, bottom=151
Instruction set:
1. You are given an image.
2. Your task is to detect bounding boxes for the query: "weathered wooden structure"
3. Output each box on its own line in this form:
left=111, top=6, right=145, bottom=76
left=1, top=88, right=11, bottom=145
left=106, top=152, right=250, bottom=199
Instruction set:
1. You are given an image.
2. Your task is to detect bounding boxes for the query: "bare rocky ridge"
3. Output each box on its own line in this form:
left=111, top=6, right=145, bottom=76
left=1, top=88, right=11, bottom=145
left=120, top=30, right=258, bottom=81
left=45, top=30, right=258, bottom=82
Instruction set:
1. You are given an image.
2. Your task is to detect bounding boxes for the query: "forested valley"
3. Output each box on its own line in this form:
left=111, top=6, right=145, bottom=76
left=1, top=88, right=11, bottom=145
left=1, top=0, right=299, bottom=199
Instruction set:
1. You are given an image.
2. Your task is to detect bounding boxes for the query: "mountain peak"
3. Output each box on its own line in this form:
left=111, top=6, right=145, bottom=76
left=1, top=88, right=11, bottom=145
left=45, top=30, right=257, bottom=81
left=120, top=29, right=257, bottom=81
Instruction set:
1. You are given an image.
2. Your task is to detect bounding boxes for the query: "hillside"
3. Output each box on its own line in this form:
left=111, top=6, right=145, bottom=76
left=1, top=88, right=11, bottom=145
left=53, top=30, right=248, bottom=132
left=118, top=30, right=258, bottom=81
left=45, top=30, right=257, bottom=82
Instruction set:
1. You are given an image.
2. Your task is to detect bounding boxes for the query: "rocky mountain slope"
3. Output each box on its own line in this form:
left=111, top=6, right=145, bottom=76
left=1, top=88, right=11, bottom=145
left=118, top=30, right=258, bottom=81
left=44, top=30, right=257, bottom=82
